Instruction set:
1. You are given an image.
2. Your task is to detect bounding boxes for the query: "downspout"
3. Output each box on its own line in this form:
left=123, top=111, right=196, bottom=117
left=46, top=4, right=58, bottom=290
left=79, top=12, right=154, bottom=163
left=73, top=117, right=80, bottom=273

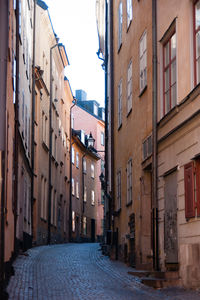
left=152, top=0, right=159, bottom=271
left=69, top=101, right=76, bottom=241
left=0, top=0, right=9, bottom=296
left=109, top=0, right=114, bottom=236
left=31, top=0, right=36, bottom=245
left=81, top=153, right=86, bottom=237
left=14, top=0, right=20, bottom=255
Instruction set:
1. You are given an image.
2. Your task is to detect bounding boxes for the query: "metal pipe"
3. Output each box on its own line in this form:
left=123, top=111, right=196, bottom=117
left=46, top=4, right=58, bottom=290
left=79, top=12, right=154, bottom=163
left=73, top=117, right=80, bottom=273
left=31, top=0, right=36, bottom=245
left=69, top=100, right=76, bottom=241
left=0, top=2, right=9, bottom=294
left=152, top=0, right=159, bottom=271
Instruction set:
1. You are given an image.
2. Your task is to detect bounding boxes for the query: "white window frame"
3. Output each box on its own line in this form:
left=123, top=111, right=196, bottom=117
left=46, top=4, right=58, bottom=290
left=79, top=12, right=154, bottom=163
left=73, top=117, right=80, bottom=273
left=139, top=31, right=147, bottom=92
left=127, top=158, right=132, bottom=205
left=83, top=216, right=87, bottom=235
left=91, top=164, right=95, bottom=178
left=72, top=147, right=75, bottom=164
left=76, top=152, right=79, bottom=168
left=118, top=2, right=123, bottom=49
left=127, top=0, right=132, bottom=28
left=72, top=211, right=75, bottom=232
left=118, top=79, right=122, bottom=128
left=117, top=170, right=122, bottom=210
left=84, top=186, right=87, bottom=202
left=72, top=178, right=75, bottom=195
left=101, top=132, right=104, bottom=146
left=76, top=181, right=79, bottom=199
left=83, top=158, right=87, bottom=173
left=91, top=190, right=95, bottom=206
left=127, top=60, right=132, bottom=114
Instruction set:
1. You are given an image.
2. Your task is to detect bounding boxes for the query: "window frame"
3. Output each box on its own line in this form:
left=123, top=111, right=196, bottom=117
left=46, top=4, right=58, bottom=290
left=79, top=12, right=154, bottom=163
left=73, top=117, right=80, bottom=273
left=91, top=163, right=95, bottom=178
left=127, top=60, right=132, bottom=115
left=91, top=190, right=95, bottom=206
left=76, top=152, right=79, bottom=168
left=163, top=30, right=177, bottom=115
left=127, top=158, right=132, bottom=205
left=194, top=0, right=200, bottom=86
left=118, top=1, right=123, bottom=50
left=139, top=31, right=147, bottom=93
left=127, top=0, right=133, bottom=29
left=117, top=170, right=122, bottom=210
left=72, top=147, right=75, bottom=164
left=72, top=178, right=75, bottom=195
left=118, top=79, right=122, bottom=128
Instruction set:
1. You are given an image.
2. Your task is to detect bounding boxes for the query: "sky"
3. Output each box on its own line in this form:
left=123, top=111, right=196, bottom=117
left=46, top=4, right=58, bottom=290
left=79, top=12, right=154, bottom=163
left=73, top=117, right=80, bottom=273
left=45, top=0, right=105, bottom=107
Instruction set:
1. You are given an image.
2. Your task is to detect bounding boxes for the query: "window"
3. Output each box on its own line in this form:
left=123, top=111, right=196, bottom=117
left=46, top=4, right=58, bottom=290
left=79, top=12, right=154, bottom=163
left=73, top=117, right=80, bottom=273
left=91, top=190, right=95, bottom=205
left=184, top=160, right=200, bottom=218
left=83, top=216, right=87, bottom=235
left=72, top=178, right=75, bottom=195
left=84, top=186, right=87, bottom=202
left=127, top=159, right=132, bottom=205
left=101, top=190, right=104, bottom=205
left=118, top=79, right=122, bottom=128
left=53, top=190, right=57, bottom=226
left=101, top=132, right=104, bottom=146
left=42, top=112, right=48, bottom=146
left=194, top=1, right=200, bottom=85
left=118, top=2, right=123, bottom=49
left=76, top=152, right=79, bottom=168
left=41, top=176, right=47, bottom=220
left=127, top=60, right=132, bottom=114
left=76, top=182, right=79, bottom=198
left=94, top=104, right=98, bottom=116
left=127, top=0, right=132, bottom=28
left=163, top=31, right=176, bottom=114
left=139, top=31, right=147, bottom=93
left=91, top=164, right=95, bottom=178
left=72, top=147, right=75, bottom=164
left=117, top=170, right=122, bottom=210
left=101, top=159, right=104, bottom=172
left=142, top=135, right=152, bottom=160
left=72, top=211, right=75, bottom=232
left=83, top=158, right=87, bottom=173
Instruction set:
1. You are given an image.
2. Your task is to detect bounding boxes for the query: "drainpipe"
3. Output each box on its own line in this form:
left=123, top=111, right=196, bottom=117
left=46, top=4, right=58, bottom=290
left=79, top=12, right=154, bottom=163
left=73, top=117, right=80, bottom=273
left=31, top=0, right=36, bottom=245
left=109, top=0, right=114, bottom=239
left=69, top=100, right=76, bottom=242
left=14, top=0, right=20, bottom=256
left=152, top=0, right=159, bottom=271
left=0, top=0, right=9, bottom=296
left=81, top=153, right=86, bottom=238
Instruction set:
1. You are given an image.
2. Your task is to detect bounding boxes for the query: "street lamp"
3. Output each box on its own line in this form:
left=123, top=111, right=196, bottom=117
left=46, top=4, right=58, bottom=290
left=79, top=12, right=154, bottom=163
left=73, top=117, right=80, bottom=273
left=47, top=42, right=63, bottom=245
left=87, top=132, right=95, bottom=148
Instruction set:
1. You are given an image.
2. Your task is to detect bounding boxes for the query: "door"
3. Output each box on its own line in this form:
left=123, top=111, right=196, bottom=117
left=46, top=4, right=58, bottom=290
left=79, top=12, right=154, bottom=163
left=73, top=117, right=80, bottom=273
left=91, top=219, right=95, bottom=242
left=164, top=171, right=178, bottom=264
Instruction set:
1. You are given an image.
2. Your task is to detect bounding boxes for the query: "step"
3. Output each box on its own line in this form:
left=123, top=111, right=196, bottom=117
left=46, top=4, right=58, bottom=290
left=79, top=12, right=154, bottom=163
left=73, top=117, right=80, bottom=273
left=128, top=270, right=151, bottom=278
left=141, top=277, right=180, bottom=289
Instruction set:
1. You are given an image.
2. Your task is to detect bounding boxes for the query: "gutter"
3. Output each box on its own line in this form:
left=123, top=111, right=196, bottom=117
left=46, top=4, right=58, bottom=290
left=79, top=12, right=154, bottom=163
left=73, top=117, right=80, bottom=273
left=31, top=0, right=36, bottom=245
left=0, top=0, right=9, bottom=297
left=152, top=0, right=159, bottom=271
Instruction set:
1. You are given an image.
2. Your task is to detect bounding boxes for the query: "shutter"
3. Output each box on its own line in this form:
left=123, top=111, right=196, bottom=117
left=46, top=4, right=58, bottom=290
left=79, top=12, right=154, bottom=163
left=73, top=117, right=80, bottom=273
left=184, top=162, right=195, bottom=219
left=196, top=159, right=200, bottom=216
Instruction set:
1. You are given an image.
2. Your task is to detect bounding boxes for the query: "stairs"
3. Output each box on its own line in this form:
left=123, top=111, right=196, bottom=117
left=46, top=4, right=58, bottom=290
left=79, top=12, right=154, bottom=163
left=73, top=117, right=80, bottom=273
left=128, top=270, right=181, bottom=289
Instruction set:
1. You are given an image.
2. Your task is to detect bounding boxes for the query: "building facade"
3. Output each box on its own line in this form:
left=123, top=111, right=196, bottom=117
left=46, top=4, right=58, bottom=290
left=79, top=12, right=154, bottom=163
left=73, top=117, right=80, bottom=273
left=73, top=92, right=105, bottom=240
left=71, top=130, right=99, bottom=242
left=156, top=0, right=200, bottom=288
left=33, top=0, right=72, bottom=245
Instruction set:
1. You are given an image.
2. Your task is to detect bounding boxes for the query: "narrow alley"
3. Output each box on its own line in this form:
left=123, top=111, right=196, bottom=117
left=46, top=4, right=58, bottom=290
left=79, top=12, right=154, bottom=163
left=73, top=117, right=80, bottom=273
left=6, top=243, right=200, bottom=300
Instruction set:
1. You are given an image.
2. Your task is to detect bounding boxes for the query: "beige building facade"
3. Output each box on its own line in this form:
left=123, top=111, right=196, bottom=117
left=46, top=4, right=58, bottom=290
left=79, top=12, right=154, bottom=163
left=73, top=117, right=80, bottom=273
left=156, top=0, right=200, bottom=288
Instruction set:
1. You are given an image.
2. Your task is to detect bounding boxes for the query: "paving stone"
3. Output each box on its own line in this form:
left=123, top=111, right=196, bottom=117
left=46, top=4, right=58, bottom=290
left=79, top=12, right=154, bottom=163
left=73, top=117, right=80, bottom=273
left=6, top=243, right=200, bottom=300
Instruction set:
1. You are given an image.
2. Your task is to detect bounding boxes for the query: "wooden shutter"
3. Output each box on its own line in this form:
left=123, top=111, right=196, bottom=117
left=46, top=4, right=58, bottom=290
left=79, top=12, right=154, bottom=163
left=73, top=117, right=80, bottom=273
left=196, top=159, right=200, bottom=216
left=184, top=162, right=195, bottom=219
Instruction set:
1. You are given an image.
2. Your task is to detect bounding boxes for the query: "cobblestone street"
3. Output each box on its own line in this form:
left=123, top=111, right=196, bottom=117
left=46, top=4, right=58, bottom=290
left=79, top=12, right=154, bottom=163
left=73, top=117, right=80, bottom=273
left=6, top=243, right=200, bottom=300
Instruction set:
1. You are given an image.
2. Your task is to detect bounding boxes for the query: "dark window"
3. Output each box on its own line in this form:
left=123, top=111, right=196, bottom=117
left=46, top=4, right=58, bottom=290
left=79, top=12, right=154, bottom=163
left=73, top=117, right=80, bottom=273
left=184, top=162, right=195, bottom=219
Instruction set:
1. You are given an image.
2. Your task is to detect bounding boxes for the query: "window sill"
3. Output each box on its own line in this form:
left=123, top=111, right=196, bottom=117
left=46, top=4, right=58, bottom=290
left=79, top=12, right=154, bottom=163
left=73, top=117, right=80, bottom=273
left=118, top=123, right=122, bottom=131
left=139, top=85, right=147, bottom=98
left=118, top=43, right=122, bottom=54
left=126, top=108, right=132, bottom=118
left=126, top=201, right=132, bottom=207
left=126, top=20, right=132, bottom=33
left=42, top=141, right=49, bottom=152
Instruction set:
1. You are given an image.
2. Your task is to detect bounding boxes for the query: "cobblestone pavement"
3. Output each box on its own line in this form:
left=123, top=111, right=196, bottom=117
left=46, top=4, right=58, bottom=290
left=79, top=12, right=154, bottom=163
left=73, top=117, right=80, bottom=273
left=6, top=243, right=200, bottom=300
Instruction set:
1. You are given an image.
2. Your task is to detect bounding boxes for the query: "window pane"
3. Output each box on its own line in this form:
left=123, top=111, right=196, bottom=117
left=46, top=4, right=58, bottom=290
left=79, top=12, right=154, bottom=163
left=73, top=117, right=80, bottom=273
left=171, top=84, right=176, bottom=108
left=171, top=60, right=176, bottom=85
left=164, top=68, right=170, bottom=92
left=165, top=90, right=170, bottom=113
left=197, top=56, right=200, bottom=84
left=196, top=1, right=200, bottom=30
left=164, top=42, right=170, bottom=66
left=171, top=33, right=176, bottom=59
left=196, top=31, right=200, bottom=60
